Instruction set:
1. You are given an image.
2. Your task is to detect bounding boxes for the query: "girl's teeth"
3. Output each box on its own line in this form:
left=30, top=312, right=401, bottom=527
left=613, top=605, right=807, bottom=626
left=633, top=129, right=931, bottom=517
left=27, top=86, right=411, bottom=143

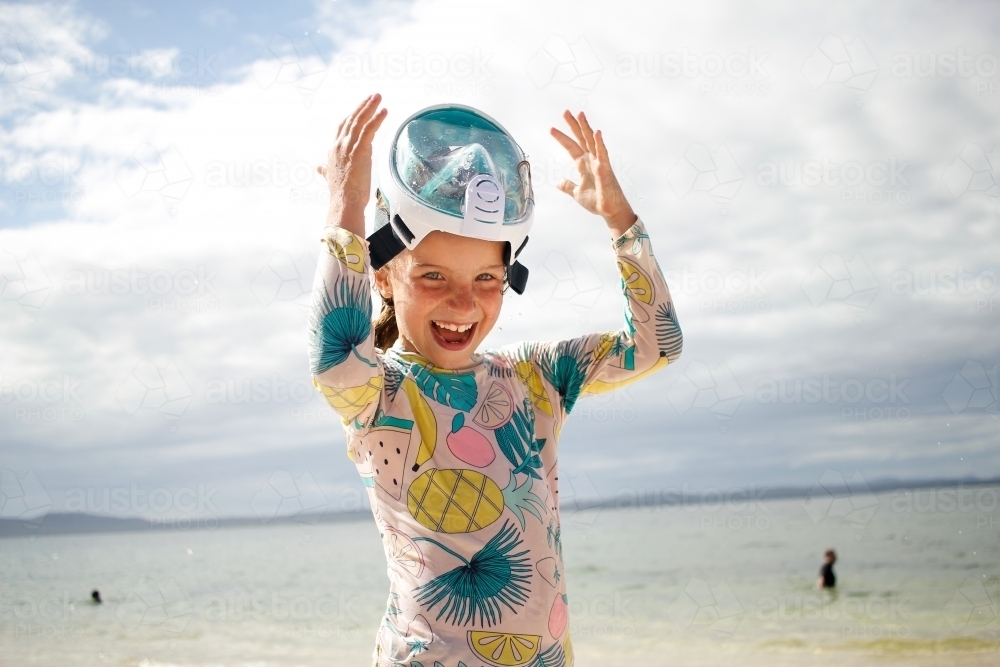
left=434, top=321, right=472, bottom=332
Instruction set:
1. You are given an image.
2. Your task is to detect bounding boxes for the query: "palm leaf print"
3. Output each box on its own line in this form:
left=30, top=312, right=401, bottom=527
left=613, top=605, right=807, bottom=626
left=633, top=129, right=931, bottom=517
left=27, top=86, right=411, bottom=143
left=412, top=520, right=531, bottom=627
left=409, top=361, right=478, bottom=412
left=494, top=401, right=545, bottom=480
left=655, top=301, right=683, bottom=361
left=530, top=641, right=567, bottom=667
left=383, top=354, right=407, bottom=401
left=309, top=276, right=376, bottom=374
left=538, top=339, right=591, bottom=415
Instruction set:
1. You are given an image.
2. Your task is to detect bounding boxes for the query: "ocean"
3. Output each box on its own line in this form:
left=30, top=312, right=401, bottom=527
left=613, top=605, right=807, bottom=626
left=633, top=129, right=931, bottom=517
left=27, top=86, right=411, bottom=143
left=2, top=486, right=998, bottom=667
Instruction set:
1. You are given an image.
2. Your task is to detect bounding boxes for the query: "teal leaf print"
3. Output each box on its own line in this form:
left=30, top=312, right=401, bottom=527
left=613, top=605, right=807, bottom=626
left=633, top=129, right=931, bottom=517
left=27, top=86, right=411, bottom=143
left=410, top=362, right=478, bottom=412
left=384, top=355, right=407, bottom=401
left=309, top=276, right=376, bottom=374
left=656, top=301, right=683, bottom=361
left=538, top=339, right=591, bottom=414
left=502, top=471, right=545, bottom=530
left=530, top=640, right=567, bottom=667
left=495, top=401, right=545, bottom=480
left=412, top=520, right=531, bottom=627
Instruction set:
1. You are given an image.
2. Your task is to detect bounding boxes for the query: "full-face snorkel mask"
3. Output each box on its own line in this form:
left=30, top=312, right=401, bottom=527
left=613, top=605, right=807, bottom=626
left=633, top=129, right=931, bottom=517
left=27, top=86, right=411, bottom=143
left=367, top=104, right=533, bottom=294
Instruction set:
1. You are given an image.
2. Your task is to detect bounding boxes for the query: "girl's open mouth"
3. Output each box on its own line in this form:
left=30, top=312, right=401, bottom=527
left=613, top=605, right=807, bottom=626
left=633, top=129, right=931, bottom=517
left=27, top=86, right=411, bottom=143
left=430, top=320, right=477, bottom=351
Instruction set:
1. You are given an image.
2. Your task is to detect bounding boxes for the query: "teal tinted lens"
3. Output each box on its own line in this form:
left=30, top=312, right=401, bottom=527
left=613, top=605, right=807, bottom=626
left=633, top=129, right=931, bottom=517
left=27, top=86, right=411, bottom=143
left=394, top=107, right=531, bottom=222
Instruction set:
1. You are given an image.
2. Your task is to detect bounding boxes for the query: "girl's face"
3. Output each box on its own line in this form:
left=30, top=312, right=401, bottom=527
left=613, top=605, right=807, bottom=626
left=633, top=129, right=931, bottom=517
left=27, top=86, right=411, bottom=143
left=375, top=231, right=506, bottom=369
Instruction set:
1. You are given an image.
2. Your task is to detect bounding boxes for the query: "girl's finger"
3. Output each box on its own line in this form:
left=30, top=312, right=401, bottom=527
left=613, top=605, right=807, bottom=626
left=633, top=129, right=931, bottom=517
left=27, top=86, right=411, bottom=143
left=550, top=127, right=585, bottom=159
left=556, top=179, right=577, bottom=196
left=359, top=107, right=388, bottom=145
left=595, top=129, right=611, bottom=166
left=316, top=165, right=327, bottom=177
left=348, top=94, right=381, bottom=144
left=339, top=94, right=373, bottom=138
left=577, top=112, right=596, bottom=155
left=562, top=110, right=589, bottom=154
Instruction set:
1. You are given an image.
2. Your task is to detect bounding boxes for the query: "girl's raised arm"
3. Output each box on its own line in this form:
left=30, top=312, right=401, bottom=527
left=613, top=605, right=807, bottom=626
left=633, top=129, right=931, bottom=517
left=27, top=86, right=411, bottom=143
left=308, top=95, right=388, bottom=428
left=507, top=111, right=683, bottom=422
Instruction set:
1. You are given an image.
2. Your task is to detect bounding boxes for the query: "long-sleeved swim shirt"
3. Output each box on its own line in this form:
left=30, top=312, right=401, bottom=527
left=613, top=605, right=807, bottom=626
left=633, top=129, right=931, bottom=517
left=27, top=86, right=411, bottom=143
left=309, top=218, right=682, bottom=667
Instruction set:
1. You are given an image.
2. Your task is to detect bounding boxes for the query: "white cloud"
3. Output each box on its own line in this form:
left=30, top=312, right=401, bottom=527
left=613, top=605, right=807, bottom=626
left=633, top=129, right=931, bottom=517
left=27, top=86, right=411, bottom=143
left=2, top=0, right=999, bottom=515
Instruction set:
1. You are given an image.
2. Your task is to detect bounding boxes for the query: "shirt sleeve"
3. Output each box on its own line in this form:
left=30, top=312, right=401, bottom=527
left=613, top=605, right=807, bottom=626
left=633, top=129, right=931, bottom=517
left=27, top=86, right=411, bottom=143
left=308, top=226, right=383, bottom=427
left=516, top=217, right=683, bottom=423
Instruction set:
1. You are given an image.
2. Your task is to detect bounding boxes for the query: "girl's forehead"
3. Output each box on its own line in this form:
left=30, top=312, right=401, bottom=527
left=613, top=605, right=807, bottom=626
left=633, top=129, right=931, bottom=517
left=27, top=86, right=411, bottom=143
left=407, top=231, right=505, bottom=269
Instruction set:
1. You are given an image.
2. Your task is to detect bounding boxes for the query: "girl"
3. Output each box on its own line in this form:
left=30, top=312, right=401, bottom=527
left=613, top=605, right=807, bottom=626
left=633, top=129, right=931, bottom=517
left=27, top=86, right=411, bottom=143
left=311, top=93, right=682, bottom=667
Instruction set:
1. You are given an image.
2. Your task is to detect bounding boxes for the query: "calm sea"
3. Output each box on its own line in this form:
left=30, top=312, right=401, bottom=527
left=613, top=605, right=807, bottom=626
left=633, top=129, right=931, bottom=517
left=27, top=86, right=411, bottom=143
left=2, top=486, right=998, bottom=667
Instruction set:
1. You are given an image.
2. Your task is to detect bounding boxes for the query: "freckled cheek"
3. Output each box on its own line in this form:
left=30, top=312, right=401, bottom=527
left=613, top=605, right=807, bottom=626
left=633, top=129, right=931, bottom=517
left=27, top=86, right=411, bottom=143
left=476, top=287, right=504, bottom=324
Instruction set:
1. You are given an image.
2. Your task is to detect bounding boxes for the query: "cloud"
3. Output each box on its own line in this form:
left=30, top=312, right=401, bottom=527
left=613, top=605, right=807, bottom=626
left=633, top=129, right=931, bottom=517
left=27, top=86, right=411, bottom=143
left=1, top=0, right=999, bottom=517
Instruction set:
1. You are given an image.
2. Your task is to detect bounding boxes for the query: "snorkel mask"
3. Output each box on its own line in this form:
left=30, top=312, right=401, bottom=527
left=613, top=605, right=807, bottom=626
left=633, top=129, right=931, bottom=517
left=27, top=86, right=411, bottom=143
left=367, top=104, right=533, bottom=294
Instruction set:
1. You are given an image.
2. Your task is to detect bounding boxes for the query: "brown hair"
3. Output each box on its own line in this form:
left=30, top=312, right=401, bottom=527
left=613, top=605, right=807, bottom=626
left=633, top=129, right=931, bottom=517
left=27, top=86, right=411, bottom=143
left=373, top=292, right=398, bottom=351
left=372, top=189, right=400, bottom=351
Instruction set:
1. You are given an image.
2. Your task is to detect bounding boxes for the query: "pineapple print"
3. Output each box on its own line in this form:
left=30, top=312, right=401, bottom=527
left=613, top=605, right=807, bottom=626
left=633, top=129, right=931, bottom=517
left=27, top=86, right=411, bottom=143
left=408, top=468, right=503, bottom=533
left=407, top=468, right=545, bottom=534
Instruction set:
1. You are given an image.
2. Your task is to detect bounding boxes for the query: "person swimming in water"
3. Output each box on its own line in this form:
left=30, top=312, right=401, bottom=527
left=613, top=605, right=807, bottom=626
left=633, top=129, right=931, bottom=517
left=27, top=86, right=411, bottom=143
left=91, top=589, right=102, bottom=604
left=817, top=549, right=836, bottom=589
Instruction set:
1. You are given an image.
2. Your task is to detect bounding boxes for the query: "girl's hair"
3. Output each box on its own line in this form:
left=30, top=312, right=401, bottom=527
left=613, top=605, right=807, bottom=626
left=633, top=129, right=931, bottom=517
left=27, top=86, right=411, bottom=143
left=370, top=190, right=510, bottom=352
left=373, top=191, right=399, bottom=351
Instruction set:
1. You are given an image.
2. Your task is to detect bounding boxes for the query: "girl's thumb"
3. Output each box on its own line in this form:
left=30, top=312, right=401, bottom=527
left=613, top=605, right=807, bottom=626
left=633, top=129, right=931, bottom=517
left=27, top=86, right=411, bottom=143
left=556, top=179, right=576, bottom=195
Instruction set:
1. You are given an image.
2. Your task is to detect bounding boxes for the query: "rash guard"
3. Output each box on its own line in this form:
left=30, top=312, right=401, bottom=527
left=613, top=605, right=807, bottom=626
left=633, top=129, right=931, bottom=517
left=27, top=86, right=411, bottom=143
left=309, top=218, right=682, bottom=667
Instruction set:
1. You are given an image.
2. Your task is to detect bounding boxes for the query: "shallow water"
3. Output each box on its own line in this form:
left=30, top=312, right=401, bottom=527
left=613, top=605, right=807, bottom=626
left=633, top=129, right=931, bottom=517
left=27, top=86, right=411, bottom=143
left=2, top=487, right=998, bottom=666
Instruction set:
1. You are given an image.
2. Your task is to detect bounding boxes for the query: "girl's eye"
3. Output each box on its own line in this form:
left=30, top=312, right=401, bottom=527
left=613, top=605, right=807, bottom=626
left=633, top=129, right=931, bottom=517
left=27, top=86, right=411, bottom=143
left=423, top=271, right=442, bottom=280
left=476, top=273, right=498, bottom=281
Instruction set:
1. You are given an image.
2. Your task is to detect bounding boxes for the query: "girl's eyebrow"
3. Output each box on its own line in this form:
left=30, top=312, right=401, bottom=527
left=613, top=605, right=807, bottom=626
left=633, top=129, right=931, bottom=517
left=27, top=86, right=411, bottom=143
left=413, top=262, right=506, bottom=271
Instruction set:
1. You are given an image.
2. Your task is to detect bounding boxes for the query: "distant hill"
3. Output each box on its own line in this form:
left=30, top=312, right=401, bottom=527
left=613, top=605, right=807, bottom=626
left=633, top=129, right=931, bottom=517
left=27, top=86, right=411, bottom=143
left=2, top=476, right=998, bottom=538
left=0, top=509, right=373, bottom=538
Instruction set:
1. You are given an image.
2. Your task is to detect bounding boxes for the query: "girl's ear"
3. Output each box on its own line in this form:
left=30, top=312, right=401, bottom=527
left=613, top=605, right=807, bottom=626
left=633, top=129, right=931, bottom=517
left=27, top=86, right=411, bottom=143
left=373, top=266, right=392, bottom=300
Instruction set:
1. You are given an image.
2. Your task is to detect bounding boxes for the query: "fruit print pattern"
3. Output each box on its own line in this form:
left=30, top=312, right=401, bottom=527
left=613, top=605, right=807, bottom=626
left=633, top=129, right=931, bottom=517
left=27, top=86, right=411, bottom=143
left=309, top=218, right=681, bottom=667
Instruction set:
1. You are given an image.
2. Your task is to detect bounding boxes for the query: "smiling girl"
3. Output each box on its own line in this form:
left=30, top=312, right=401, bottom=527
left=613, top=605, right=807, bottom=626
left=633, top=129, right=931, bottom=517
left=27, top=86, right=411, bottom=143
left=310, top=93, right=682, bottom=667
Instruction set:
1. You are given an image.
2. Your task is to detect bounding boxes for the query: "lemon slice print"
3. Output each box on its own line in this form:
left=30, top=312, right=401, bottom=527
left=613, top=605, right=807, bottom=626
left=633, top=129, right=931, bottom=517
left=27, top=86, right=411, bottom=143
left=384, top=526, right=424, bottom=577
left=468, top=631, right=541, bottom=667
left=618, top=258, right=655, bottom=304
left=473, top=381, right=515, bottom=429
left=325, top=229, right=365, bottom=273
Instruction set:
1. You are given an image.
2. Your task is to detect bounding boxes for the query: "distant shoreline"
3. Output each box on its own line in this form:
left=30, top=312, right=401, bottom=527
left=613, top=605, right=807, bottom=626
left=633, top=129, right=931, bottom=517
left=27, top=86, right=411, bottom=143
left=2, top=475, right=998, bottom=539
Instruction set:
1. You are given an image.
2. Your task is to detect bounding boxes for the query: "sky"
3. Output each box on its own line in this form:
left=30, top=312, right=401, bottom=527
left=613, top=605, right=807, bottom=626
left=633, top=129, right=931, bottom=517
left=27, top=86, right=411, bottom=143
left=1, top=0, right=998, bottom=523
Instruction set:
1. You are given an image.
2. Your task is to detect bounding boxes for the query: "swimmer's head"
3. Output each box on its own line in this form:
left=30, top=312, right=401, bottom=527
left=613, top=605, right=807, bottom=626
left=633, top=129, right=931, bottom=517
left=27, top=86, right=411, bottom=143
left=824, top=549, right=837, bottom=563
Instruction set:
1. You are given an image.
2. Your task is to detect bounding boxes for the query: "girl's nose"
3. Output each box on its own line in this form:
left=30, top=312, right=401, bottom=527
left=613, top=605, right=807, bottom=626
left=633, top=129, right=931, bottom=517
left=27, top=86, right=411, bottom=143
left=446, top=287, right=476, bottom=315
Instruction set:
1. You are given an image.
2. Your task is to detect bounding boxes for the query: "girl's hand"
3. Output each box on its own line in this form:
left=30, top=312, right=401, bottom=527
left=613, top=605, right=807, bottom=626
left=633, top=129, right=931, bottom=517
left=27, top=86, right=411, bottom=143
left=317, top=93, right=388, bottom=236
left=550, top=110, right=638, bottom=238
